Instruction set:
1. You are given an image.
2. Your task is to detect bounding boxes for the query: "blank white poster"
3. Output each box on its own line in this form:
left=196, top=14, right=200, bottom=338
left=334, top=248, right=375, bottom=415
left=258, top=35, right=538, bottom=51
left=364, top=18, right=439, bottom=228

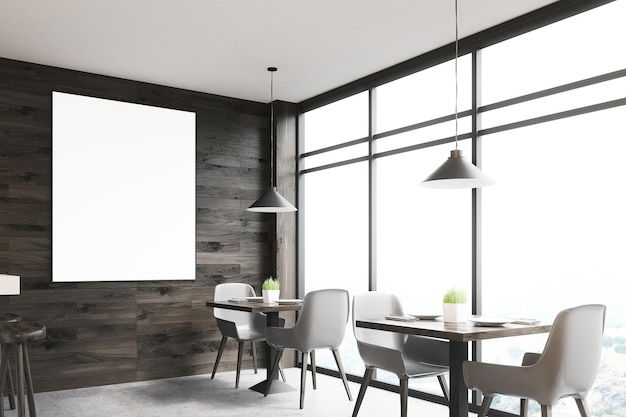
left=52, top=92, right=196, bottom=282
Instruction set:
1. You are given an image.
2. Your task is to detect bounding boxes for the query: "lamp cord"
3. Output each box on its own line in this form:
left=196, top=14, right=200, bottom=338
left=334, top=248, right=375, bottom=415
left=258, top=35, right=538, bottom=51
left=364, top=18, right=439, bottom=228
left=454, top=0, right=459, bottom=151
left=269, top=68, right=275, bottom=187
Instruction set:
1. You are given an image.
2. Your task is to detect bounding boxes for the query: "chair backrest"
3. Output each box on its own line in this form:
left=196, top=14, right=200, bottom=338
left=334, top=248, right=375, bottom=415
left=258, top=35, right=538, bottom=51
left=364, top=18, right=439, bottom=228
left=213, top=283, right=257, bottom=324
left=293, top=289, right=349, bottom=351
left=352, top=292, right=407, bottom=350
left=537, top=304, right=606, bottom=399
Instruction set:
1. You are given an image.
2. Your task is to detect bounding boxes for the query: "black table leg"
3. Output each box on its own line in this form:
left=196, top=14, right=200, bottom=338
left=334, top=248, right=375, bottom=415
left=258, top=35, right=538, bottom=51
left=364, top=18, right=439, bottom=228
left=249, top=311, right=295, bottom=394
left=265, top=311, right=281, bottom=381
left=449, top=341, right=469, bottom=417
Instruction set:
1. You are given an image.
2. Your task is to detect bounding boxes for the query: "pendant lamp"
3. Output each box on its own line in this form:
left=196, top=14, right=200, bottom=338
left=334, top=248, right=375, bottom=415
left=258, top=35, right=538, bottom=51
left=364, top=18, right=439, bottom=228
left=247, top=67, right=297, bottom=212
left=421, top=0, right=494, bottom=189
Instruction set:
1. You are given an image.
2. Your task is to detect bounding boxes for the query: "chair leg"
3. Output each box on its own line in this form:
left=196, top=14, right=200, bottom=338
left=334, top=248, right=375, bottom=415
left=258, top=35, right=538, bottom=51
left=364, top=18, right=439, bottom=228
left=22, top=344, right=36, bottom=417
left=251, top=341, right=258, bottom=374
left=352, top=368, right=374, bottom=417
left=1, top=344, right=16, bottom=411
left=575, top=398, right=590, bottom=417
left=310, top=350, right=317, bottom=390
left=399, top=377, right=408, bottom=417
left=16, top=343, right=25, bottom=417
left=520, top=398, right=528, bottom=417
left=279, top=364, right=286, bottom=382
left=541, top=404, right=552, bottom=417
left=7, top=364, right=16, bottom=410
left=264, top=349, right=284, bottom=397
left=235, top=342, right=244, bottom=388
left=478, top=395, right=493, bottom=417
left=0, top=343, right=10, bottom=417
left=211, top=337, right=228, bottom=379
left=437, top=374, right=449, bottom=401
left=300, top=351, right=308, bottom=409
left=331, top=348, right=352, bottom=401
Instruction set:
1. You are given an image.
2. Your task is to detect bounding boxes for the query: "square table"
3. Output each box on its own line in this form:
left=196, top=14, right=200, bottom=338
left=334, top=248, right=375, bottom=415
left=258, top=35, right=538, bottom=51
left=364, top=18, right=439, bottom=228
left=206, top=300, right=302, bottom=393
left=355, top=318, right=551, bottom=417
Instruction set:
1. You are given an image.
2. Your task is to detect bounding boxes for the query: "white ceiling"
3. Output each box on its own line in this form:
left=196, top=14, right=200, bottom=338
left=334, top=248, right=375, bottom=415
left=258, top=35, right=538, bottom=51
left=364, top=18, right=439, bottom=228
left=0, top=0, right=557, bottom=104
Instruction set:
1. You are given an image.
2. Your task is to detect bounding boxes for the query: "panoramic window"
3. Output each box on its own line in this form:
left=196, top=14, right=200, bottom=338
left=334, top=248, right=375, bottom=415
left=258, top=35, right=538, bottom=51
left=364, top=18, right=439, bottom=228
left=299, top=1, right=626, bottom=414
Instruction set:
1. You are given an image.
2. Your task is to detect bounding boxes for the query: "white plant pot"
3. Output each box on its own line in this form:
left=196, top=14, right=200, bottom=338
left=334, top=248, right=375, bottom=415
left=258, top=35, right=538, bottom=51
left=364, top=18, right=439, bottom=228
left=442, top=303, right=469, bottom=323
left=262, top=289, right=280, bottom=303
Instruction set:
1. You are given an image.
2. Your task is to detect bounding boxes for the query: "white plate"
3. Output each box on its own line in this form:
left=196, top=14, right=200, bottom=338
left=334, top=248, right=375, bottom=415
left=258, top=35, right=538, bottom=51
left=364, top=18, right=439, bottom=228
left=410, top=314, right=442, bottom=320
left=468, top=317, right=511, bottom=327
left=275, top=299, right=303, bottom=305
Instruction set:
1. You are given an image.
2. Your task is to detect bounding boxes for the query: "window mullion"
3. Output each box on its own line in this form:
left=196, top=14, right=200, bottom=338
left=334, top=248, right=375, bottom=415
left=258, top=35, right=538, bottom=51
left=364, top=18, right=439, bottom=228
left=369, top=87, right=377, bottom=292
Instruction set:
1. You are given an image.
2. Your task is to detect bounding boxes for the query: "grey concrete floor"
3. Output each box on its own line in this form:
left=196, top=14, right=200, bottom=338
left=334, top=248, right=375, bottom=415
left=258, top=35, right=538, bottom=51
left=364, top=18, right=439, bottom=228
left=3, top=367, right=455, bottom=417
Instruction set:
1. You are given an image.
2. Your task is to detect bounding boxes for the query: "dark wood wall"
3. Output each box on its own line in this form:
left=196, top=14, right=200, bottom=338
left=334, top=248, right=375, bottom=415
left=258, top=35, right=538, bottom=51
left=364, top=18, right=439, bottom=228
left=0, top=57, right=296, bottom=392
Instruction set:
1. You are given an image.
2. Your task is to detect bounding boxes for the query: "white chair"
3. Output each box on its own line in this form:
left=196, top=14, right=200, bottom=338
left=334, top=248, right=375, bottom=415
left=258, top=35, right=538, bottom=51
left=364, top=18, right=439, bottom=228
left=463, top=304, right=606, bottom=417
left=264, top=289, right=353, bottom=409
left=352, top=292, right=449, bottom=417
left=211, top=283, right=285, bottom=388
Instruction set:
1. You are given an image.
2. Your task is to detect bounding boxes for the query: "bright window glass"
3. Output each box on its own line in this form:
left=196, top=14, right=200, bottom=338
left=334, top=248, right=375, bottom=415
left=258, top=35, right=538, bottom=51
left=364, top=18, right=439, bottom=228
left=303, top=92, right=369, bottom=153
left=302, top=161, right=369, bottom=376
left=376, top=55, right=471, bottom=134
left=482, top=107, right=626, bottom=417
left=481, top=0, right=626, bottom=105
left=480, top=76, right=626, bottom=130
left=375, top=145, right=472, bottom=312
left=300, top=142, right=368, bottom=171
left=374, top=116, right=472, bottom=154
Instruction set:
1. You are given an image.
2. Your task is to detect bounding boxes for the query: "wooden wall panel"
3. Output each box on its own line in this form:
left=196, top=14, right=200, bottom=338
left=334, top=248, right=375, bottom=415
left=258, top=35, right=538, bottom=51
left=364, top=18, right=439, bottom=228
left=0, top=57, right=298, bottom=392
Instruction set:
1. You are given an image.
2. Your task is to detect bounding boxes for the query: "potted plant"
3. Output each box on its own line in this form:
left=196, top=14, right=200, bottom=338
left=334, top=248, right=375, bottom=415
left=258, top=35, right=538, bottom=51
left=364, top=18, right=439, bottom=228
left=262, top=276, right=280, bottom=303
left=442, top=286, right=469, bottom=323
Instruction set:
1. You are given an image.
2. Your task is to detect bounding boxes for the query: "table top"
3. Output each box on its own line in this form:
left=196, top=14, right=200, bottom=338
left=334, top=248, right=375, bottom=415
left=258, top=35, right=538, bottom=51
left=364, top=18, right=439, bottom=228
left=206, top=300, right=303, bottom=314
left=355, top=318, right=552, bottom=343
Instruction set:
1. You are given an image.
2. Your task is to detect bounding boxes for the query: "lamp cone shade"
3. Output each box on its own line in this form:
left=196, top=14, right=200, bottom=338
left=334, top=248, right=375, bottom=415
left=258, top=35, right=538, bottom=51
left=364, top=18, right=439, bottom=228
left=247, top=187, right=297, bottom=212
left=421, top=149, right=494, bottom=189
